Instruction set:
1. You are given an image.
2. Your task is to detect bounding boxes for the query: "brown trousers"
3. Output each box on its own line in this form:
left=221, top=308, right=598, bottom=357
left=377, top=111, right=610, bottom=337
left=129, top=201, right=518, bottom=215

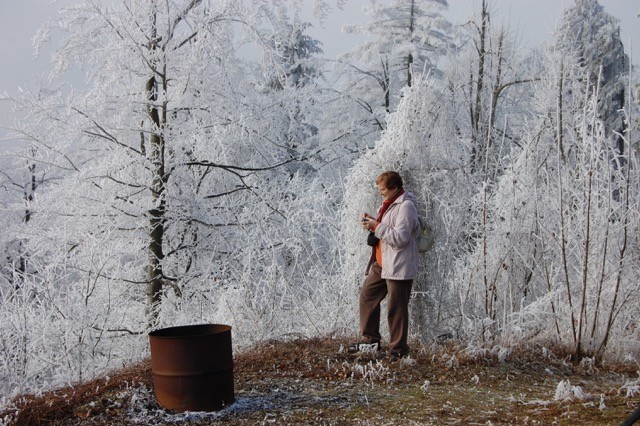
left=359, top=262, right=413, bottom=354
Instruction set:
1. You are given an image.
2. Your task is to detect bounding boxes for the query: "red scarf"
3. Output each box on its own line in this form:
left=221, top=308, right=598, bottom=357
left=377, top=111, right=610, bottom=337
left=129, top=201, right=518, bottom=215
left=376, top=188, right=404, bottom=221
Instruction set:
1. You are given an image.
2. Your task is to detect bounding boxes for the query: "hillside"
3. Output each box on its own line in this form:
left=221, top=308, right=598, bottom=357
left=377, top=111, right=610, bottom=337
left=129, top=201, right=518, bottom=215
left=2, top=337, right=639, bottom=425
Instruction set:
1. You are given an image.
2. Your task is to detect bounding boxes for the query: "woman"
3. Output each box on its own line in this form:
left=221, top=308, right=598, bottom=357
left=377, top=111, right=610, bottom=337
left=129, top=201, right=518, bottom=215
left=350, top=171, right=420, bottom=359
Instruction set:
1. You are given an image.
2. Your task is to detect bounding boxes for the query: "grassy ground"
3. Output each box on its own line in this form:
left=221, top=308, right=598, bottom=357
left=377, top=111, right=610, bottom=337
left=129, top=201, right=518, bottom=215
left=2, top=337, right=639, bottom=425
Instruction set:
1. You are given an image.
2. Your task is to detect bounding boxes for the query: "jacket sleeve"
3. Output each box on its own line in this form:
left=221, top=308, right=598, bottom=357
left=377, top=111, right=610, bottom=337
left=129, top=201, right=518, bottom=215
left=374, top=201, right=418, bottom=249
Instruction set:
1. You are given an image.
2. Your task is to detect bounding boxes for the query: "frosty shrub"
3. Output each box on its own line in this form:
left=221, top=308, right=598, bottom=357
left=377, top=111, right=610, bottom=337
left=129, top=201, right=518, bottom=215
left=452, top=40, right=640, bottom=360
left=341, top=74, right=473, bottom=342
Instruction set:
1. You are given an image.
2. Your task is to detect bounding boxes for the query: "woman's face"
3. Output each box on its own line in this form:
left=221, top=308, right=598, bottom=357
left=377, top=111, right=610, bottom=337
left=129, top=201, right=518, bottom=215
left=377, top=183, right=396, bottom=200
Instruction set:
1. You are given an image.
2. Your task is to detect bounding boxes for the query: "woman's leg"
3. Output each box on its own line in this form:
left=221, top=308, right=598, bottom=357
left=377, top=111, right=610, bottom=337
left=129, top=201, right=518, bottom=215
left=359, top=263, right=387, bottom=343
left=386, top=279, right=413, bottom=354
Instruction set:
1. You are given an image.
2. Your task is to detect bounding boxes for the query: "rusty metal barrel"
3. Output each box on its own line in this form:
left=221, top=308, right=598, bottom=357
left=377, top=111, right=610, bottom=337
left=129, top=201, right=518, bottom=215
left=148, top=324, right=235, bottom=412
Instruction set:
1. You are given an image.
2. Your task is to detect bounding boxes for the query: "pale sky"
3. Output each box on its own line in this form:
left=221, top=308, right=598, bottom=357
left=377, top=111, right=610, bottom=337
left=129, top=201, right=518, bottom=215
left=1, top=0, right=639, bottom=147
left=307, top=0, right=640, bottom=58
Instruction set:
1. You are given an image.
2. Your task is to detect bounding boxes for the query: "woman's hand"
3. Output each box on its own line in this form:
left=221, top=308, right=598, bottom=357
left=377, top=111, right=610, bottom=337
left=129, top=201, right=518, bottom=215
left=361, top=214, right=376, bottom=231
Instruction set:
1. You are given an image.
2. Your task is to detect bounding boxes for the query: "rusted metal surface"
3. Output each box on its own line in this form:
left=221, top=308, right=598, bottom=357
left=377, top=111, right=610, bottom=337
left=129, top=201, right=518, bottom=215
left=148, top=324, right=234, bottom=412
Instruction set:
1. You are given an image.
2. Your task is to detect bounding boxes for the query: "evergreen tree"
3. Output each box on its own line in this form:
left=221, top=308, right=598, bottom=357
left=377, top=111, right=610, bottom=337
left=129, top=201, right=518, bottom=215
left=556, top=0, right=630, bottom=159
left=332, top=0, right=453, bottom=148
left=258, top=3, right=323, bottom=170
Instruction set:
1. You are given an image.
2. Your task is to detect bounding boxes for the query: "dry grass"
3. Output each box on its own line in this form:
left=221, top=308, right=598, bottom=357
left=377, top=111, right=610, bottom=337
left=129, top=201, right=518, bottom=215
left=2, top=337, right=639, bottom=425
left=1, top=361, right=153, bottom=425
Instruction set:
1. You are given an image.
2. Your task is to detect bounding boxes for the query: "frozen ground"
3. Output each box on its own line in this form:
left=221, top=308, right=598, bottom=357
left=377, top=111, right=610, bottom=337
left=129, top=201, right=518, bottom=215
left=2, top=337, right=640, bottom=425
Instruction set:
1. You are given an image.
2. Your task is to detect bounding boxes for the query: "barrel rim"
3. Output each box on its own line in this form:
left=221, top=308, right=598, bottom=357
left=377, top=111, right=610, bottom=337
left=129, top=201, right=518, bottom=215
left=149, top=323, right=231, bottom=338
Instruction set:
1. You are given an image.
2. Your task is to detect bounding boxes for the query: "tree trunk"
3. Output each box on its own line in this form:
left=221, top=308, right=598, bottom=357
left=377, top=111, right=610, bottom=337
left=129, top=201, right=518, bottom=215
left=470, top=0, right=488, bottom=173
left=145, top=9, right=166, bottom=328
left=14, top=160, right=36, bottom=292
left=406, top=0, right=415, bottom=88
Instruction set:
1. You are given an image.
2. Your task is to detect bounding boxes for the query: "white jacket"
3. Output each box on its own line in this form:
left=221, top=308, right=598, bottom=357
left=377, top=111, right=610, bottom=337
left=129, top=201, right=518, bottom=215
left=367, top=191, right=420, bottom=280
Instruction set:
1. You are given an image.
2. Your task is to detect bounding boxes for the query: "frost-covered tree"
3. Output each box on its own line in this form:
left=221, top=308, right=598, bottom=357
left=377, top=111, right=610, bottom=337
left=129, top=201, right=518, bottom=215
left=0, top=152, right=39, bottom=291
left=423, top=0, right=538, bottom=340
left=328, top=0, right=453, bottom=153
left=257, top=3, right=323, bottom=172
left=343, top=0, right=453, bottom=101
left=556, top=0, right=630, bottom=159
left=446, top=0, right=537, bottom=178
left=261, top=4, right=323, bottom=91
left=453, top=23, right=640, bottom=361
left=0, top=0, right=344, bottom=396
